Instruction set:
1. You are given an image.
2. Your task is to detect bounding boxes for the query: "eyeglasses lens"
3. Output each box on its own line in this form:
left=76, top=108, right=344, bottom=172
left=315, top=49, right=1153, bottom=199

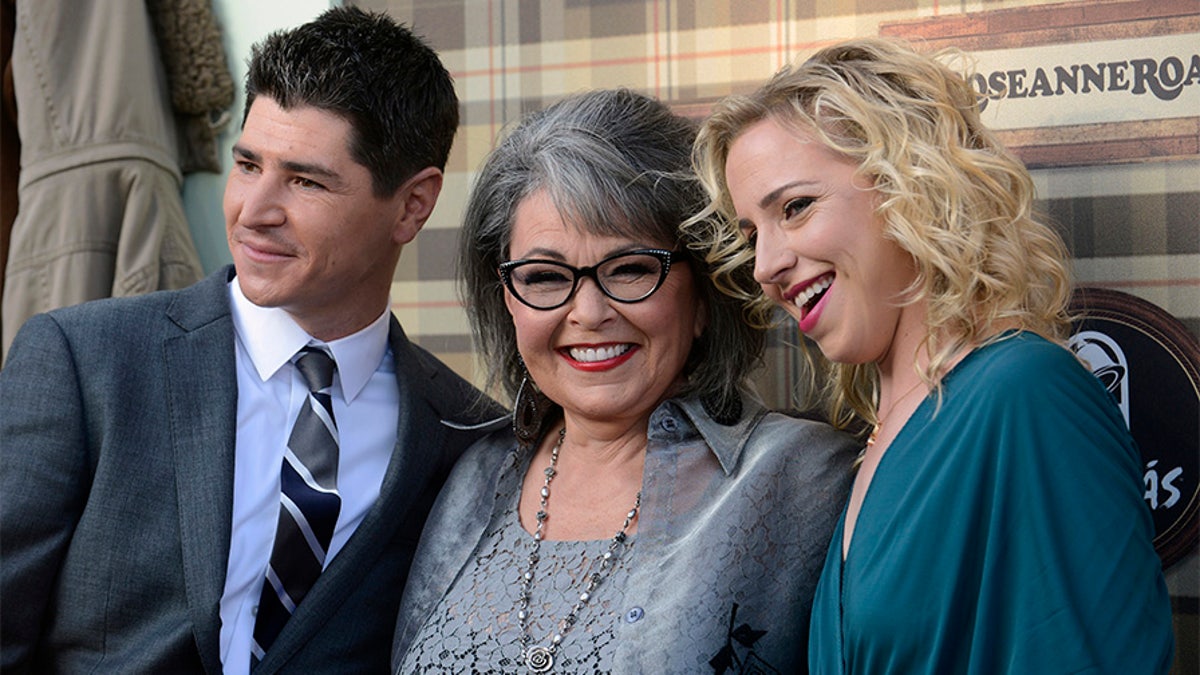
left=508, top=252, right=666, bottom=309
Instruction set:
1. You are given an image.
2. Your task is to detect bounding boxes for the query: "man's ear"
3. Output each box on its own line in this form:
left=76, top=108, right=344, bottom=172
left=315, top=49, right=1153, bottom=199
left=392, top=167, right=444, bottom=245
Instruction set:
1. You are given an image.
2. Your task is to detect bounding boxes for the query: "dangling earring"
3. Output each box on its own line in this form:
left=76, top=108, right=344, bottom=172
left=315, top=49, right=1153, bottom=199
left=513, top=362, right=543, bottom=445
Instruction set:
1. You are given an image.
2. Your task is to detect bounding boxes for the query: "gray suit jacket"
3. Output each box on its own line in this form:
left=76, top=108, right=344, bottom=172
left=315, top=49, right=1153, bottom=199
left=0, top=266, right=502, bottom=673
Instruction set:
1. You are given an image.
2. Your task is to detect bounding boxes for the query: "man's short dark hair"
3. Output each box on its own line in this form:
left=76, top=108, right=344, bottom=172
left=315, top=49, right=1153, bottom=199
left=243, top=6, right=459, bottom=196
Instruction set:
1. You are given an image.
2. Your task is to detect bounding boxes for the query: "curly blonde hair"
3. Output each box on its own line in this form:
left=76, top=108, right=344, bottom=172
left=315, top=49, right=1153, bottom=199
left=687, top=37, right=1073, bottom=429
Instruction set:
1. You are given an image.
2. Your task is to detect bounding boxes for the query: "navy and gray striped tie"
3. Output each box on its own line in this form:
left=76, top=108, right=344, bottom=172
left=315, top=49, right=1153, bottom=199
left=251, top=347, right=341, bottom=666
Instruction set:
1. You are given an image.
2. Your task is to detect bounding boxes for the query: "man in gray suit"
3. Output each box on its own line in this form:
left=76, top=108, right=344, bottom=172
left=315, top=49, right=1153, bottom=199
left=0, top=7, right=500, bottom=673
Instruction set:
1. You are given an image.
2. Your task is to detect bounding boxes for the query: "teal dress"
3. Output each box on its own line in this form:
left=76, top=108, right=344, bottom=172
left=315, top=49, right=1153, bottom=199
left=809, top=332, right=1174, bottom=674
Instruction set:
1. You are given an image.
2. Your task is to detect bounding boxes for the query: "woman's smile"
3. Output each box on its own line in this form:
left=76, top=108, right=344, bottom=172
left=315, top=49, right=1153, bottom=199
left=562, top=343, right=637, bottom=371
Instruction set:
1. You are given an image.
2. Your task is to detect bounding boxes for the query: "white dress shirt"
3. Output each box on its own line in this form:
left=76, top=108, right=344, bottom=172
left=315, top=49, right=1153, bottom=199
left=218, top=278, right=399, bottom=673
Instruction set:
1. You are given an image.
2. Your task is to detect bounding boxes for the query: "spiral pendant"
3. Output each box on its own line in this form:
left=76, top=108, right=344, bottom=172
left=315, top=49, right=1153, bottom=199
left=525, top=645, right=554, bottom=673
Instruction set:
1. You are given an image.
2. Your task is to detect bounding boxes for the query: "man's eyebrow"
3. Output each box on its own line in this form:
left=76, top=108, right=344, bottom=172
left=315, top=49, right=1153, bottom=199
left=231, top=144, right=341, bottom=182
left=232, top=144, right=259, bottom=162
left=280, top=160, right=340, bottom=182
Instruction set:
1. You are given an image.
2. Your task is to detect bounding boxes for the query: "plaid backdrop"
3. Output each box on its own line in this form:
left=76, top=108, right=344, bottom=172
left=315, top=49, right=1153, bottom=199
left=356, top=0, right=1198, bottom=413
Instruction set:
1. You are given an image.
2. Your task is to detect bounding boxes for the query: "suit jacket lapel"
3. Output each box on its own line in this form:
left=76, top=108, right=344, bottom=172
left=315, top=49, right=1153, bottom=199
left=164, top=266, right=239, bottom=673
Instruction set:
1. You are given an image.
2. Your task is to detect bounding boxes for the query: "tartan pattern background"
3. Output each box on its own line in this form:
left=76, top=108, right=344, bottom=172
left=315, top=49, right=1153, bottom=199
left=355, top=1, right=1198, bottom=668
left=358, top=0, right=1198, bottom=412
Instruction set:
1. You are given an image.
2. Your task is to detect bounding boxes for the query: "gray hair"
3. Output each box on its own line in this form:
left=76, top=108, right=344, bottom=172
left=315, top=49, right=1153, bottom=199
left=460, top=88, right=764, bottom=423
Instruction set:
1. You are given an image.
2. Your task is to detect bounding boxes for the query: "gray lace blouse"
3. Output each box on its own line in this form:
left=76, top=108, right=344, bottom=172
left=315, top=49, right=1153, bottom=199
left=399, top=452, right=636, bottom=673
left=392, top=392, right=857, bottom=674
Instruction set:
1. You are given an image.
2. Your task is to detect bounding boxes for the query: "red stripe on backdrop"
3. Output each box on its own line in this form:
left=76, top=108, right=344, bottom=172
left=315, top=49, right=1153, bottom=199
left=487, top=0, right=498, bottom=144
left=450, top=42, right=844, bottom=81
left=653, top=0, right=661, bottom=97
left=1085, top=278, right=1200, bottom=288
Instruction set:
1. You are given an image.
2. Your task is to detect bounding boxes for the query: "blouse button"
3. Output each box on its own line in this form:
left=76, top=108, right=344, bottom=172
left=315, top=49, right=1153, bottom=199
left=660, top=417, right=678, bottom=432
left=625, top=606, right=645, bottom=623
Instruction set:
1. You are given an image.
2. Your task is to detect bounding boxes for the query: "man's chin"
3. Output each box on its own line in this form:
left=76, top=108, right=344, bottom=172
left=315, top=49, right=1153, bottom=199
left=234, top=270, right=289, bottom=309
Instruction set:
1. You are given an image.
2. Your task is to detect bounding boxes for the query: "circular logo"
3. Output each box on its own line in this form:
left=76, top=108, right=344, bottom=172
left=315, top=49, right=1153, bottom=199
left=1069, top=287, right=1199, bottom=570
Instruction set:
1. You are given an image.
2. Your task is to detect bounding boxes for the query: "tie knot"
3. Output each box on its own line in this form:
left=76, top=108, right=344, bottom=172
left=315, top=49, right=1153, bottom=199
left=295, top=347, right=335, bottom=393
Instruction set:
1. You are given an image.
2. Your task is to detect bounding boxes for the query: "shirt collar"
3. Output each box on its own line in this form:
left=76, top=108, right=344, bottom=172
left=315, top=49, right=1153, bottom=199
left=670, top=391, right=767, bottom=476
left=229, top=277, right=392, bottom=403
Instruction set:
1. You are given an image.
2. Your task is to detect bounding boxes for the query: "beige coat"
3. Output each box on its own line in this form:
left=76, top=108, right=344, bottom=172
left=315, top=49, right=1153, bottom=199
left=2, top=0, right=209, bottom=359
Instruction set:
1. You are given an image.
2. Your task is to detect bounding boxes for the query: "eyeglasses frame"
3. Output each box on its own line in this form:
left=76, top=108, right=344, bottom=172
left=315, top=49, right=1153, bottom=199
left=498, top=248, right=678, bottom=311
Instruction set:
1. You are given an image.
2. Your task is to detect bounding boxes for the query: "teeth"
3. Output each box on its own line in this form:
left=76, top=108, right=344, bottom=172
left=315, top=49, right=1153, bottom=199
left=793, top=274, right=833, bottom=309
left=569, top=344, right=632, bottom=362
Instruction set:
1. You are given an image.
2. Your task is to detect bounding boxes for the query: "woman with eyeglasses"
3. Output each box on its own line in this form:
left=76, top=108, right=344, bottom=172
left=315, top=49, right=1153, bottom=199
left=391, top=89, right=857, bottom=673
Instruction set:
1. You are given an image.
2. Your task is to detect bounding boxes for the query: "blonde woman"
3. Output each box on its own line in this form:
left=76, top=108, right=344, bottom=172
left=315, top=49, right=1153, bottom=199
left=690, top=37, right=1174, bottom=674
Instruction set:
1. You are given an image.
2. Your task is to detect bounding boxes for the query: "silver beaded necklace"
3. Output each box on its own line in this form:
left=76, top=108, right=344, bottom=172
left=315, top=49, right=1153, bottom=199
left=517, top=427, right=642, bottom=674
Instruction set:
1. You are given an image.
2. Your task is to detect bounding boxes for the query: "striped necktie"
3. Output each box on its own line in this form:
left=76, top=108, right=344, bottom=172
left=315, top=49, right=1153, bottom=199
left=251, top=347, right=341, bottom=665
